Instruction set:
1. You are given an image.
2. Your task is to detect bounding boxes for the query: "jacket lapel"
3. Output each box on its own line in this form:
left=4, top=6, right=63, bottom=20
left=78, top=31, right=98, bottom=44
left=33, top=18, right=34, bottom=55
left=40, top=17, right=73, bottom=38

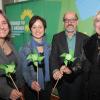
left=61, top=32, right=69, bottom=53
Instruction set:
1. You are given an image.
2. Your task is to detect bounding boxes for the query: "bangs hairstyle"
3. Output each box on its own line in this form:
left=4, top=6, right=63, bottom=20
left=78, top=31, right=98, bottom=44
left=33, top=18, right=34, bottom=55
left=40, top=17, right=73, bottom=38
left=29, top=15, right=47, bottom=31
left=0, top=10, right=11, bottom=40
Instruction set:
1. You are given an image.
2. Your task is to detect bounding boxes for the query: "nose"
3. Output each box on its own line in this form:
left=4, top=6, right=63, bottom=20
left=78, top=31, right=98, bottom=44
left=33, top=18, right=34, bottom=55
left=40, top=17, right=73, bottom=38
left=67, top=20, right=73, bottom=24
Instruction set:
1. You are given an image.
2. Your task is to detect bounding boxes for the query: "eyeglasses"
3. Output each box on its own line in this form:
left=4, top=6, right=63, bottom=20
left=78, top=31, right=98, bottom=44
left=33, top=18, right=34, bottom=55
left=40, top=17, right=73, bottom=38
left=63, top=18, right=77, bottom=23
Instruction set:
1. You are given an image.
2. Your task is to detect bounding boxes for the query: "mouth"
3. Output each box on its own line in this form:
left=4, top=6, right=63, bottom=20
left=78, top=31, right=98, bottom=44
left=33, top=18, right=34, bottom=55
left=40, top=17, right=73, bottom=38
left=67, top=24, right=74, bottom=27
left=66, top=26, right=75, bottom=33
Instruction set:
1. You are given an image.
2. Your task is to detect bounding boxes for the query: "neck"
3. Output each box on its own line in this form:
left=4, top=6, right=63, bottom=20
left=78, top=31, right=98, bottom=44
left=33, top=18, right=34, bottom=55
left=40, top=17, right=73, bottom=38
left=67, top=32, right=75, bottom=38
left=33, top=37, right=43, bottom=43
left=0, top=39, right=6, bottom=47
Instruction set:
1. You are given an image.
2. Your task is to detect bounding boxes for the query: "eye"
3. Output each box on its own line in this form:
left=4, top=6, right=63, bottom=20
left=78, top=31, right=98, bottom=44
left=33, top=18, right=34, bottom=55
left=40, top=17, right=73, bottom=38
left=2, top=21, right=8, bottom=25
left=64, top=18, right=77, bottom=23
left=96, top=19, right=100, bottom=23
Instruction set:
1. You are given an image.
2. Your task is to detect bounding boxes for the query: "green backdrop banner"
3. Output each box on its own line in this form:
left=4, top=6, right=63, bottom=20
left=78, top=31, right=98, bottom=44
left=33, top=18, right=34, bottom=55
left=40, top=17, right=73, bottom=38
left=5, top=0, right=96, bottom=50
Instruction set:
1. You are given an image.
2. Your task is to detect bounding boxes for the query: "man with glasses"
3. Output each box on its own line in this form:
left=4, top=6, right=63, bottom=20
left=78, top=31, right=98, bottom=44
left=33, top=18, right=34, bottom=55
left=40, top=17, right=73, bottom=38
left=50, top=11, right=88, bottom=100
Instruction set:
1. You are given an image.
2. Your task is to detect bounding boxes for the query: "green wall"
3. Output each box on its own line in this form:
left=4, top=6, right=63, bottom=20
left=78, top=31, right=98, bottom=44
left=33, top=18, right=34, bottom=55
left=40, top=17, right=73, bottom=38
left=5, top=0, right=94, bottom=50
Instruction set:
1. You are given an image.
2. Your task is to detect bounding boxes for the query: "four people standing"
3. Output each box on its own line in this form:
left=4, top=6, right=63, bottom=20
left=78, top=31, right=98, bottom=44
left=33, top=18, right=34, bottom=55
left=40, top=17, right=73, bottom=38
left=1, top=8, right=100, bottom=100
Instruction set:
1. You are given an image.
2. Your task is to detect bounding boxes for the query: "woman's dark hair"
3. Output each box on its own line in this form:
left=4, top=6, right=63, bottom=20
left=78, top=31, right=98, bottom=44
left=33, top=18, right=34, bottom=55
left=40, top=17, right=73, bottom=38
left=0, top=10, right=11, bottom=40
left=29, top=15, right=47, bottom=31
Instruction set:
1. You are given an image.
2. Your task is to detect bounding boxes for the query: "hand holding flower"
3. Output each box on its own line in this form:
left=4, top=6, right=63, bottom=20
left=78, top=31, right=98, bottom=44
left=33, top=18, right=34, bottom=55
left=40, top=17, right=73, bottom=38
left=10, top=89, right=23, bottom=100
left=53, top=70, right=63, bottom=80
left=60, top=65, right=72, bottom=74
left=31, top=81, right=41, bottom=92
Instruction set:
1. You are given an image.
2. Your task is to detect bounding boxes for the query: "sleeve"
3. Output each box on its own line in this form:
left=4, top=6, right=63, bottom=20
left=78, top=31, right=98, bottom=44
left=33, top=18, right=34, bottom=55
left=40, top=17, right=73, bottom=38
left=49, top=35, right=60, bottom=77
left=19, top=47, right=35, bottom=87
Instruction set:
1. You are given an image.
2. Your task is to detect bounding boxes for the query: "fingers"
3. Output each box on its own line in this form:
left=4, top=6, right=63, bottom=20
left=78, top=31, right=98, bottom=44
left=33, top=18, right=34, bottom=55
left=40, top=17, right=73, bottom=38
left=53, top=70, right=63, bottom=80
left=31, top=81, right=41, bottom=92
left=60, top=65, right=66, bottom=74
left=10, top=89, right=22, bottom=100
left=60, top=65, right=72, bottom=74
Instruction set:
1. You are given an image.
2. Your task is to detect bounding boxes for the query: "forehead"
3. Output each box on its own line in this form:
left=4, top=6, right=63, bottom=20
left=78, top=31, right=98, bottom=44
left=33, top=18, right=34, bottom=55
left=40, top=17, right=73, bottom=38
left=64, top=12, right=76, bottom=19
left=96, top=14, right=100, bottom=19
left=33, top=19, right=43, bottom=25
left=0, top=14, right=6, bottom=21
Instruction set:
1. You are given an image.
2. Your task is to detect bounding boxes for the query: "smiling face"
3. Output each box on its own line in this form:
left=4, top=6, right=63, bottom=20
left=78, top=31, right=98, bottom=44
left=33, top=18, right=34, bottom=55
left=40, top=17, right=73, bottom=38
left=63, top=12, right=78, bottom=33
left=0, top=14, right=9, bottom=39
left=31, top=19, right=45, bottom=39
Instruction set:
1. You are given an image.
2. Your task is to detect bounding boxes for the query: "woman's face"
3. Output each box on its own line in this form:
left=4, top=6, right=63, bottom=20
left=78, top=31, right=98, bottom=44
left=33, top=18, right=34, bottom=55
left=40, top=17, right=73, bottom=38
left=31, top=19, right=45, bottom=39
left=0, top=14, right=9, bottom=39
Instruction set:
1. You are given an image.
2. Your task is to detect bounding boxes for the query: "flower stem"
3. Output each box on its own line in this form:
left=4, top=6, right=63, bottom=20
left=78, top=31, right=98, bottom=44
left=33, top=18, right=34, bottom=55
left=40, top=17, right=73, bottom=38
left=9, top=75, right=24, bottom=100
left=51, top=79, right=59, bottom=94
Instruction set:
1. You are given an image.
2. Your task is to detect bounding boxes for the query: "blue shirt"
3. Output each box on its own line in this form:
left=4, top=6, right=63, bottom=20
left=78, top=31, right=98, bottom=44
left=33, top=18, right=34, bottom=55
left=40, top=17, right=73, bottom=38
left=66, top=32, right=76, bottom=52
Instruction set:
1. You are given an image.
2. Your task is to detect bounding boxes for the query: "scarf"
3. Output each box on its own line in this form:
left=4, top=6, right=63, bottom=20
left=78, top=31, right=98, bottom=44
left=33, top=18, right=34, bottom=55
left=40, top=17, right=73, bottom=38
left=31, top=37, right=50, bottom=89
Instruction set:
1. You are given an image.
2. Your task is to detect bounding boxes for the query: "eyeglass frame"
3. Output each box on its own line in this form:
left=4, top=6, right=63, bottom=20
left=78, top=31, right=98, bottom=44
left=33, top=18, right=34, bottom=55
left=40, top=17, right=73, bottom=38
left=63, top=18, right=78, bottom=23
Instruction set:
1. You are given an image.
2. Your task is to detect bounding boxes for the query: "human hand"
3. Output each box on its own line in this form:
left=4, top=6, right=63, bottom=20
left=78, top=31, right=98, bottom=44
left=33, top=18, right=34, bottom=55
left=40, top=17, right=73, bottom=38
left=60, top=65, right=72, bottom=74
left=10, top=89, right=22, bottom=100
left=53, top=69, right=63, bottom=80
left=31, top=81, right=41, bottom=92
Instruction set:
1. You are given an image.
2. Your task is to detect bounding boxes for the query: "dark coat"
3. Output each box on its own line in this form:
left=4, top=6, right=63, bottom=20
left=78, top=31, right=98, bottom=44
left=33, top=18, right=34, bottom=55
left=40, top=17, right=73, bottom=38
left=83, top=33, right=100, bottom=100
left=0, top=41, right=24, bottom=100
left=50, top=31, right=88, bottom=100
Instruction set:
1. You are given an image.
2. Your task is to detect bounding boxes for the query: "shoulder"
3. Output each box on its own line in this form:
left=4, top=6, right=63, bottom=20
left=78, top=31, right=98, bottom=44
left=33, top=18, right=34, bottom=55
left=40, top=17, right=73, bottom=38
left=52, top=31, right=65, bottom=42
left=85, top=33, right=96, bottom=45
left=76, top=32, right=89, bottom=39
left=19, top=41, right=32, bottom=56
left=53, top=31, right=65, bottom=38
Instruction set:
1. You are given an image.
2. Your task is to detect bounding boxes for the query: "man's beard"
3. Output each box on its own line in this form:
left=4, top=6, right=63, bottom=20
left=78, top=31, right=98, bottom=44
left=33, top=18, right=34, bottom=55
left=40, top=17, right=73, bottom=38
left=66, top=25, right=75, bottom=33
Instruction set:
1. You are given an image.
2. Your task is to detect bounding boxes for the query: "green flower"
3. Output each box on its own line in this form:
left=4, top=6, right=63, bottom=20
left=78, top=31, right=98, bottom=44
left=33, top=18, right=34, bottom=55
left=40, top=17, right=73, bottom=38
left=60, top=50, right=75, bottom=66
left=27, top=53, right=44, bottom=67
left=0, top=62, right=16, bottom=76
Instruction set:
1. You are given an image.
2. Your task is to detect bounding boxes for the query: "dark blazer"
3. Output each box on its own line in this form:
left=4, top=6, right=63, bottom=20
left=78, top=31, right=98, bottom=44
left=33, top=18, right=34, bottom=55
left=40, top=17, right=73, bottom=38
left=83, top=33, right=100, bottom=100
left=50, top=31, right=88, bottom=73
left=0, top=41, right=24, bottom=100
left=49, top=31, right=89, bottom=100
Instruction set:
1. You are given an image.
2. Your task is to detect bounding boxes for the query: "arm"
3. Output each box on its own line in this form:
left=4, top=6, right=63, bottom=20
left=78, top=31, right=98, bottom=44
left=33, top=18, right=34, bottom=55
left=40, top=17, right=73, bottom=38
left=49, top=35, right=63, bottom=80
left=19, top=47, right=35, bottom=87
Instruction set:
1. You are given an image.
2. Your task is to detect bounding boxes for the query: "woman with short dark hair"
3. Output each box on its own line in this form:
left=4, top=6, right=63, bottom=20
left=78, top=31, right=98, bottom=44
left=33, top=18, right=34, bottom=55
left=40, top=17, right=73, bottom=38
left=20, top=15, right=51, bottom=100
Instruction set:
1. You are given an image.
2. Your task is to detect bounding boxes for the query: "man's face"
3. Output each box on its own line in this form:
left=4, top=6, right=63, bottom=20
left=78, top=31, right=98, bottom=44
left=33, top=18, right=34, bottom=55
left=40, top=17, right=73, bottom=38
left=63, top=12, right=78, bottom=33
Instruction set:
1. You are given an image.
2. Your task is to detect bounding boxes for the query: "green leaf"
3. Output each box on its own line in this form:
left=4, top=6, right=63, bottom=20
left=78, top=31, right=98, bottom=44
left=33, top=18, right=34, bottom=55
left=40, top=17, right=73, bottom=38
left=27, top=53, right=44, bottom=67
left=38, top=56, right=44, bottom=62
left=0, top=63, right=16, bottom=76
left=70, top=58, right=75, bottom=62
left=60, top=50, right=75, bottom=66
left=65, top=54, right=72, bottom=60
left=60, top=53, right=67, bottom=58
left=27, top=53, right=38, bottom=62
left=64, top=60, right=68, bottom=66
